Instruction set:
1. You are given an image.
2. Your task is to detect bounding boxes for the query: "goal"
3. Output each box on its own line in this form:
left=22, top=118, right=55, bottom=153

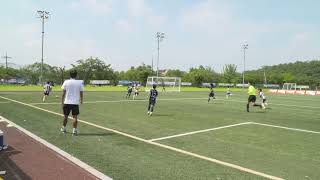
left=283, top=83, right=296, bottom=90
left=145, top=76, right=181, bottom=92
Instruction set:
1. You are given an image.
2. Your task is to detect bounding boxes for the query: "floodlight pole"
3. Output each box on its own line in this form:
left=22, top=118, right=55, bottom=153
left=242, top=44, right=248, bottom=88
left=37, top=10, right=50, bottom=84
left=156, top=32, right=165, bottom=79
left=1, top=52, right=12, bottom=74
left=151, top=56, right=154, bottom=75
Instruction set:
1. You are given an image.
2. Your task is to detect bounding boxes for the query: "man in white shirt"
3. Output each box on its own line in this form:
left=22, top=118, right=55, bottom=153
left=60, top=70, right=84, bottom=136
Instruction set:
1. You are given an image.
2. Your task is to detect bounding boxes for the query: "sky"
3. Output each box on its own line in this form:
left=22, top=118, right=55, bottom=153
left=1, top=0, right=320, bottom=72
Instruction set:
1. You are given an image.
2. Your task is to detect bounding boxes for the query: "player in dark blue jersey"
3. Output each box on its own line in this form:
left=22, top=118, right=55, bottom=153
left=147, top=84, right=158, bottom=116
left=126, top=85, right=133, bottom=99
left=208, top=87, right=215, bottom=103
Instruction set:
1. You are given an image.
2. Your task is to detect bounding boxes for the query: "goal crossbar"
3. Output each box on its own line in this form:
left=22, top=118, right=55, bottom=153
left=145, top=76, right=181, bottom=92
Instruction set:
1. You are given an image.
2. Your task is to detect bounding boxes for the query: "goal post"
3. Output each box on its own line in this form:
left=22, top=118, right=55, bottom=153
left=145, top=76, right=181, bottom=92
left=283, top=83, right=297, bottom=90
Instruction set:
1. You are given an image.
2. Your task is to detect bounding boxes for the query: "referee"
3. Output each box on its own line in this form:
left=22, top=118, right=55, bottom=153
left=247, top=82, right=264, bottom=112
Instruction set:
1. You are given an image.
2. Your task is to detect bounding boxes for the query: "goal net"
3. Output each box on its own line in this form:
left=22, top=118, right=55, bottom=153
left=145, top=76, right=181, bottom=92
left=283, top=83, right=296, bottom=90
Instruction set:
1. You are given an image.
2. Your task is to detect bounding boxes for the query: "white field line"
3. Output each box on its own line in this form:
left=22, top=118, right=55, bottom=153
left=251, top=122, right=320, bottom=135
left=149, top=122, right=252, bottom=142
left=29, top=97, right=208, bottom=105
left=0, top=116, right=112, bottom=180
left=30, top=97, right=320, bottom=110
left=0, top=95, right=283, bottom=180
left=219, top=99, right=320, bottom=109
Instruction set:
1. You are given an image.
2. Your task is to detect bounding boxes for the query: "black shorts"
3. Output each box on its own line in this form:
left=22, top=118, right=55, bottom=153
left=149, top=99, right=156, bottom=105
left=248, top=95, right=256, bottom=103
left=209, top=93, right=215, bottom=97
left=44, top=91, right=50, bottom=96
left=63, top=104, right=80, bottom=116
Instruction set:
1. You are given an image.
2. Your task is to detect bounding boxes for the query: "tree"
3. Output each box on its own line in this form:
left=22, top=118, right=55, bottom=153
left=119, top=63, right=153, bottom=85
left=71, top=57, right=114, bottom=84
left=166, top=69, right=185, bottom=77
left=20, top=63, right=60, bottom=84
left=183, top=66, right=218, bottom=87
left=222, top=64, right=238, bottom=83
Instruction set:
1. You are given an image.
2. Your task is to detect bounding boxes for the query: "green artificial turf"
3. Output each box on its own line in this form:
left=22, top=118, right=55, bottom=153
left=1, top=89, right=319, bottom=179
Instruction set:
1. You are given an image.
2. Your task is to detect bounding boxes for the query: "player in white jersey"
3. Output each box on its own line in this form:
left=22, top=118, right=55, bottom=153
left=133, top=84, right=140, bottom=100
left=42, top=81, right=52, bottom=102
left=226, top=87, right=232, bottom=99
left=258, top=89, right=268, bottom=106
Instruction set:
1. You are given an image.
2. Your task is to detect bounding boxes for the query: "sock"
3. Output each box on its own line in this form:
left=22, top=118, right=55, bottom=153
left=72, top=128, right=77, bottom=133
left=246, top=104, right=249, bottom=112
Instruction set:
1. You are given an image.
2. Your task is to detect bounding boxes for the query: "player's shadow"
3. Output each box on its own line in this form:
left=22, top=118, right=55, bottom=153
left=0, top=146, right=32, bottom=180
left=76, top=132, right=114, bottom=136
left=152, top=114, right=173, bottom=117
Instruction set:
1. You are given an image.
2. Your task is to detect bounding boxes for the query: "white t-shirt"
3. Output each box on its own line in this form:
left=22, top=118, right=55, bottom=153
left=61, top=79, right=84, bottom=105
left=259, top=92, right=266, bottom=99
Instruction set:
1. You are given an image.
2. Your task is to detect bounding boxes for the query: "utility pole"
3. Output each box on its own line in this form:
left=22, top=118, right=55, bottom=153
left=151, top=56, right=154, bottom=75
left=37, top=10, right=50, bottom=85
left=264, top=69, right=267, bottom=84
left=242, top=44, right=248, bottom=88
left=1, top=52, right=12, bottom=74
left=156, top=32, right=165, bottom=79
left=59, top=66, right=65, bottom=85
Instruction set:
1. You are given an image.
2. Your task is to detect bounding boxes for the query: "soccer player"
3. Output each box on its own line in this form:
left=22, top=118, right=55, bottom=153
left=258, top=88, right=268, bottom=106
left=247, top=83, right=265, bottom=112
left=226, top=87, right=232, bottom=99
left=60, top=70, right=84, bottom=136
left=42, top=81, right=52, bottom=102
left=126, top=84, right=133, bottom=99
left=208, top=87, right=215, bottom=103
left=147, top=84, right=158, bottom=116
left=133, top=84, right=140, bottom=100
left=161, top=79, right=166, bottom=92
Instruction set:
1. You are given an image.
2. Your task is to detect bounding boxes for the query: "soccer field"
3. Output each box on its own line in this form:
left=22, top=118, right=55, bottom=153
left=0, top=90, right=319, bottom=180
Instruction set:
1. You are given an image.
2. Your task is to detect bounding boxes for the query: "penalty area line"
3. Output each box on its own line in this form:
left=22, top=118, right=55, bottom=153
left=149, top=122, right=252, bottom=142
left=251, top=122, right=320, bottom=135
left=0, top=95, right=283, bottom=180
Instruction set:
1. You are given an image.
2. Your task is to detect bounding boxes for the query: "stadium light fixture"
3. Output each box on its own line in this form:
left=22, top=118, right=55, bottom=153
left=242, top=43, right=248, bottom=88
left=37, top=10, right=50, bottom=85
left=156, top=32, right=165, bottom=79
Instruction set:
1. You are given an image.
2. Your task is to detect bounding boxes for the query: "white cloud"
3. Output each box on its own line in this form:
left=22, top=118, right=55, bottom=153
left=127, top=0, right=147, bottom=17
left=147, top=15, right=168, bottom=27
left=123, top=0, right=167, bottom=29
left=115, top=19, right=135, bottom=32
left=178, top=1, right=233, bottom=27
left=70, top=0, right=112, bottom=15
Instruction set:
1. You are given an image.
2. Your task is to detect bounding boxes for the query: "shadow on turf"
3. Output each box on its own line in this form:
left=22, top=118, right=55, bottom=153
left=63, top=132, right=114, bottom=136
left=151, top=114, right=174, bottom=117
left=0, top=146, right=32, bottom=180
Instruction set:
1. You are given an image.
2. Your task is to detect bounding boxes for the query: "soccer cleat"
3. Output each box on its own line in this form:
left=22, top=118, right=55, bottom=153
left=149, top=112, right=153, bottom=116
left=60, top=127, right=66, bottom=133
left=72, top=130, right=78, bottom=136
